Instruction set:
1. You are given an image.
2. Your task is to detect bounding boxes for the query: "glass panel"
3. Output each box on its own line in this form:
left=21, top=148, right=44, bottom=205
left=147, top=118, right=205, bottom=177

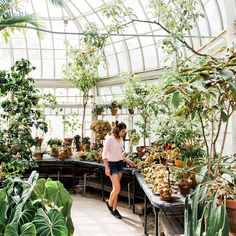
left=11, top=38, right=26, bottom=48
left=143, top=45, right=157, bottom=69
left=0, top=49, right=12, bottom=59
left=205, top=0, right=222, bottom=35
left=13, top=49, right=27, bottom=60
left=106, top=54, right=118, bottom=76
left=42, top=49, right=54, bottom=59
left=43, top=60, right=54, bottom=78
left=117, top=52, right=129, bottom=73
left=28, top=50, right=41, bottom=59
left=129, top=49, right=143, bottom=71
left=55, top=59, right=66, bottom=79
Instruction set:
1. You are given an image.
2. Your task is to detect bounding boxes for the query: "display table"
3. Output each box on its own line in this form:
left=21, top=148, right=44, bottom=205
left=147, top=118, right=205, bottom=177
left=133, top=171, right=185, bottom=236
left=35, top=156, right=135, bottom=200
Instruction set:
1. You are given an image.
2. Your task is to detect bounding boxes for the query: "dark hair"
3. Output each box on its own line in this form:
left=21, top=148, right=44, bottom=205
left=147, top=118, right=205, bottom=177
left=113, top=121, right=127, bottom=139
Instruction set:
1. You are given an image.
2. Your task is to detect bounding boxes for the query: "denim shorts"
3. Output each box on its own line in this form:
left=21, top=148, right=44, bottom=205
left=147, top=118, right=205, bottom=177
left=108, top=160, right=126, bottom=176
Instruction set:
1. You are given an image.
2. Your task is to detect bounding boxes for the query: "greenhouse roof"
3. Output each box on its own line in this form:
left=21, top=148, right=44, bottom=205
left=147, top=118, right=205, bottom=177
left=0, top=0, right=227, bottom=81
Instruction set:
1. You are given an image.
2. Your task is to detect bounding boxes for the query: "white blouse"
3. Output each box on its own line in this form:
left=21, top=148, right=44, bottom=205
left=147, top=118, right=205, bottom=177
left=102, top=135, right=124, bottom=161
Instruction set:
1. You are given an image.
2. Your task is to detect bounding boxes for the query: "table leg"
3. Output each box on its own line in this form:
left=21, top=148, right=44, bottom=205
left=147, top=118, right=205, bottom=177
left=73, top=164, right=76, bottom=193
left=153, top=207, right=160, bottom=236
left=144, top=193, right=148, bottom=235
left=101, top=170, right=105, bottom=202
left=132, top=173, right=136, bottom=214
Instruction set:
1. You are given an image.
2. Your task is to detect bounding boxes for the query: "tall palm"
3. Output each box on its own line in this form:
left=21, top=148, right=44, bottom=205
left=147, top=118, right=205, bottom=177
left=0, top=0, right=64, bottom=41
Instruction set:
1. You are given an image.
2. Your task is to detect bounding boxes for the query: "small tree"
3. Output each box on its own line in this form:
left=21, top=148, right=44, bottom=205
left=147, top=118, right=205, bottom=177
left=122, top=74, right=158, bottom=146
left=63, top=23, right=107, bottom=138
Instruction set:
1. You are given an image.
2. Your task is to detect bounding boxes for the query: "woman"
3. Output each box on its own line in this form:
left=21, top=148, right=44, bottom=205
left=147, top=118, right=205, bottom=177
left=102, top=121, right=136, bottom=219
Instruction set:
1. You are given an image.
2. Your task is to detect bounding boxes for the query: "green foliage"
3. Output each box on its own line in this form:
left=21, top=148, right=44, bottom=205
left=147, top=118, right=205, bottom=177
left=63, top=23, right=107, bottom=138
left=62, top=113, right=80, bottom=138
left=128, top=130, right=140, bottom=147
left=0, top=0, right=42, bottom=42
left=0, top=59, right=53, bottom=178
left=0, top=171, right=74, bottom=236
left=47, top=138, right=62, bottom=148
left=185, top=185, right=229, bottom=236
left=122, top=74, right=159, bottom=146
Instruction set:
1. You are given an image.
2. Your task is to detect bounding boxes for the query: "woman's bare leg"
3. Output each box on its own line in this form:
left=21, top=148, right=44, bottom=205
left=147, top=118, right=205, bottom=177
left=112, top=173, right=122, bottom=210
left=108, top=174, right=121, bottom=210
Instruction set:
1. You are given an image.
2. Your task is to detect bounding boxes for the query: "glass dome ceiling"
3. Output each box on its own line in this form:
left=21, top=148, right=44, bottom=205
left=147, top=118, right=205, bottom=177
left=0, top=0, right=227, bottom=80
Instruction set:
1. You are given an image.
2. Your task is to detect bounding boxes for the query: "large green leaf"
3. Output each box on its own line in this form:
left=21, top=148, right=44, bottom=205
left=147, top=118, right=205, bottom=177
left=33, top=208, right=68, bottom=236
left=172, top=91, right=181, bottom=108
left=44, top=181, right=74, bottom=235
left=4, top=222, right=36, bottom=236
left=0, top=189, right=8, bottom=226
left=11, top=202, right=36, bottom=227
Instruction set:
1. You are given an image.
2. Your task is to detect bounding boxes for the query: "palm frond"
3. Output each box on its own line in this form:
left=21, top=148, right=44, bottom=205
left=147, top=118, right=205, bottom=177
left=0, top=13, right=42, bottom=30
left=48, top=0, right=64, bottom=7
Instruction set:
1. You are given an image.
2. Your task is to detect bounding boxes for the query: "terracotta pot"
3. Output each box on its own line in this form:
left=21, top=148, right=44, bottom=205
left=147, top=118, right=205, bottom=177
left=177, top=183, right=191, bottom=196
left=78, top=144, right=83, bottom=151
left=128, top=108, right=134, bottom=115
left=51, top=148, right=59, bottom=157
left=160, top=190, right=171, bottom=201
left=110, top=108, right=118, bottom=116
left=68, top=147, right=72, bottom=156
left=226, top=199, right=236, bottom=235
left=34, top=153, right=43, bottom=160
left=64, top=138, right=73, bottom=146
left=175, top=159, right=185, bottom=168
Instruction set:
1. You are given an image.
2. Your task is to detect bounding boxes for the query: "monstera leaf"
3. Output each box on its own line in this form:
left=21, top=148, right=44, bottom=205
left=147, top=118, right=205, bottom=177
left=33, top=208, right=68, bottom=236
left=4, top=222, right=36, bottom=236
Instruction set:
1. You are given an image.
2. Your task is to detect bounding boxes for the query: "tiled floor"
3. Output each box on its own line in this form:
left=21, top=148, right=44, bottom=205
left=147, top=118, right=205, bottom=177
left=71, top=194, right=144, bottom=236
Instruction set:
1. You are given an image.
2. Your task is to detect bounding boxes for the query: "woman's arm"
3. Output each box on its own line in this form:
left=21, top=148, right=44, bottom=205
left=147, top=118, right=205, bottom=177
left=123, top=156, right=137, bottom=168
left=103, top=158, right=110, bottom=177
left=102, top=138, right=111, bottom=176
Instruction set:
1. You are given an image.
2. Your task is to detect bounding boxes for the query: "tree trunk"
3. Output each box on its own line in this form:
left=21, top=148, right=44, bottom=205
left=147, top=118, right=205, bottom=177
left=82, top=97, right=88, bottom=139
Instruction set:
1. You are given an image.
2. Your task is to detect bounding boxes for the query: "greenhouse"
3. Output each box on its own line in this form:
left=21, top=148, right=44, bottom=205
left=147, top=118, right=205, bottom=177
left=0, top=0, right=236, bottom=235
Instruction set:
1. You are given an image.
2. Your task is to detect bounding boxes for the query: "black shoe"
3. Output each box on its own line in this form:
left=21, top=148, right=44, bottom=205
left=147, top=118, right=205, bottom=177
left=112, top=209, right=122, bottom=219
left=105, top=200, right=112, bottom=212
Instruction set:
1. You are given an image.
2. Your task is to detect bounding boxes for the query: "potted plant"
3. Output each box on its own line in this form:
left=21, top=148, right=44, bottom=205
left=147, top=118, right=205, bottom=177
left=59, top=145, right=70, bottom=161
left=82, top=136, right=91, bottom=151
left=34, top=147, right=44, bottom=160
left=128, top=130, right=140, bottom=146
left=90, top=120, right=111, bottom=139
left=92, top=104, right=106, bottom=116
left=47, top=138, right=62, bottom=157
left=171, top=167, right=192, bottom=196
left=35, top=136, right=44, bottom=147
left=108, top=100, right=122, bottom=116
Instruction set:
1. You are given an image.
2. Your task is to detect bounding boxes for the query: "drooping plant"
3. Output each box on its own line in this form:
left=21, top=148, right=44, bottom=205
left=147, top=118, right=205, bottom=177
left=63, top=23, right=107, bottom=138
